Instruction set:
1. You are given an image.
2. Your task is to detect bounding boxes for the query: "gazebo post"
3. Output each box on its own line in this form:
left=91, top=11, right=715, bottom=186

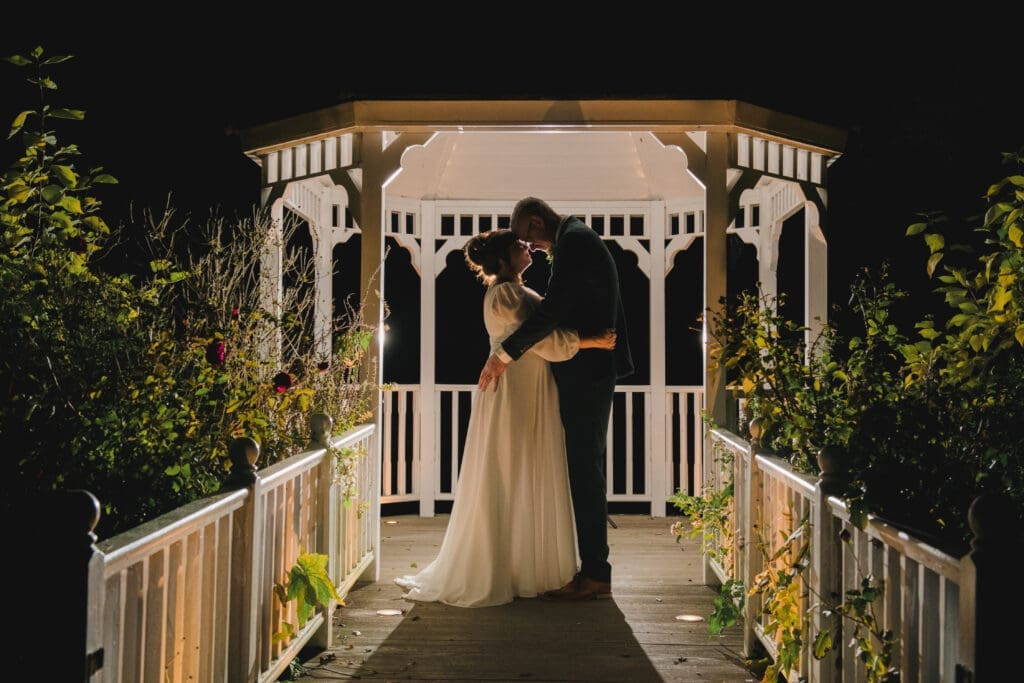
left=802, top=191, right=828, bottom=356
left=312, top=199, right=333, bottom=363
left=648, top=202, right=668, bottom=516
left=354, top=132, right=387, bottom=582
left=418, top=200, right=438, bottom=517
left=702, top=131, right=731, bottom=586
left=261, top=197, right=285, bottom=360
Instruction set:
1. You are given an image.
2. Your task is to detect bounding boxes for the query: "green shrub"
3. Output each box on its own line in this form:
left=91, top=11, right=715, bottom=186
left=712, top=148, right=1024, bottom=553
left=2, top=48, right=377, bottom=538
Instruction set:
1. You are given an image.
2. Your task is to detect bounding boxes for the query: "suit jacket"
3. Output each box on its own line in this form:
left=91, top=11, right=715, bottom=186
left=501, top=216, right=634, bottom=382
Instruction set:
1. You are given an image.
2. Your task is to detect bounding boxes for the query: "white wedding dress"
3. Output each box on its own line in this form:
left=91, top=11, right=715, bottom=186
left=395, top=282, right=579, bottom=607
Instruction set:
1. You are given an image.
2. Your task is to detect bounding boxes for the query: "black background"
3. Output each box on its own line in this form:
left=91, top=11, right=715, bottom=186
left=3, top=19, right=1020, bottom=385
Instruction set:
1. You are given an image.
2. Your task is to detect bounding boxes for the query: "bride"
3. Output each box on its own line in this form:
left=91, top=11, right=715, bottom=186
left=394, top=229, right=615, bottom=607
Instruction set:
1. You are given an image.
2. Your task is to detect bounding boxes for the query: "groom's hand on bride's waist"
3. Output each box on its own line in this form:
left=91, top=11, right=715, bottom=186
left=478, top=353, right=509, bottom=391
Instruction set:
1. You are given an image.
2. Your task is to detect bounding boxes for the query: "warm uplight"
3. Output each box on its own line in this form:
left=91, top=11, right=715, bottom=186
left=376, top=609, right=403, bottom=616
left=385, top=520, right=398, bottom=525
left=676, top=614, right=704, bottom=622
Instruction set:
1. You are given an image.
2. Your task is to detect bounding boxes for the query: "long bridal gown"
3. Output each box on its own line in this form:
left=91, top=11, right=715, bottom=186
left=394, top=281, right=579, bottom=607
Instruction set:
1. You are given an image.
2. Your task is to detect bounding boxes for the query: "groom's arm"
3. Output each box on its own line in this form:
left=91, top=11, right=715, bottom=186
left=497, top=234, right=581, bottom=362
left=477, top=233, right=583, bottom=391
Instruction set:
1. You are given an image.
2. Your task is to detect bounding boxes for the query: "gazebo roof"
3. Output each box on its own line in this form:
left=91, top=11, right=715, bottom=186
left=238, top=99, right=847, bottom=158
left=238, top=99, right=847, bottom=202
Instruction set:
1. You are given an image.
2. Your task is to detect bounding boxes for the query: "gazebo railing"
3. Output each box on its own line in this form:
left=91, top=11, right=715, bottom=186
left=381, top=384, right=704, bottom=514
left=708, top=427, right=1005, bottom=682
left=86, top=420, right=378, bottom=682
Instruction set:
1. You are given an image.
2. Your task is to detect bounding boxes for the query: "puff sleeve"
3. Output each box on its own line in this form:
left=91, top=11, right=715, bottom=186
left=488, top=283, right=580, bottom=362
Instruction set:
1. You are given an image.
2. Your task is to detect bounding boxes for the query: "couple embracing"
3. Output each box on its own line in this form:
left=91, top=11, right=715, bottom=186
left=396, top=197, right=634, bottom=607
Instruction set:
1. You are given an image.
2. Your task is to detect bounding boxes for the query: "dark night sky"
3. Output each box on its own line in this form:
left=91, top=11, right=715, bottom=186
left=3, top=20, right=1021, bottom=374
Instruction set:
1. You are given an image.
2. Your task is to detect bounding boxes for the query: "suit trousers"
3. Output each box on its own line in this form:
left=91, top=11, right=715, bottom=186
left=554, top=352, right=616, bottom=584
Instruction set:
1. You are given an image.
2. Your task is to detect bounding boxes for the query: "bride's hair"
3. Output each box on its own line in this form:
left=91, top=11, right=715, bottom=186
left=464, top=229, right=518, bottom=284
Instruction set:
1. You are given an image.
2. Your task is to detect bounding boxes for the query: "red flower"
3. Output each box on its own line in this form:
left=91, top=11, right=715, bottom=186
left=231, top=308, right=240, bottom=320
left=273, top=372, right=292, bottom=393
left=317, top=361, right=330, bottom=372
left=205, top=340, right=226, bottom=366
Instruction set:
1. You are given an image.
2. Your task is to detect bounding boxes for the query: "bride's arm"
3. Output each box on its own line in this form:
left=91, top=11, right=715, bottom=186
left=489, top=283, right=579, bottom=362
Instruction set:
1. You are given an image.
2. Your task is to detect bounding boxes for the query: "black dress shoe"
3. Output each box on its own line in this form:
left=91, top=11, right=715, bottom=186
left=541, top=573, right=612, bottom=601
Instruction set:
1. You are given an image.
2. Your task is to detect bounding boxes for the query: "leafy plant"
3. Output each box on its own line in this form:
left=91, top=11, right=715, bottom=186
left=331, top=442, right=367, bottom=508
left=690, top=148, right=1024, bottom=681
left=816, top=575, right=897, bottom=682
left=747, top=513, right=809, bottom=682
left=2, top=49, right=380, bottom=537
left=670, top=441, right=743, bottom=634
left=273, top=551, right=343, bottom=643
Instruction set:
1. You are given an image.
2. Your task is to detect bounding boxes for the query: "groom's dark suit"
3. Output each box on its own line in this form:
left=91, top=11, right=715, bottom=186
left=499, top=216, right=633, bottom=584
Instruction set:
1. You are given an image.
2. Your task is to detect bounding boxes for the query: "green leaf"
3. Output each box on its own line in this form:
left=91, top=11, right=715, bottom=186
left=298, top=552, right=328, bottom=574
left=924, top=233, right=945, bottom=254
left=272, top=622, right=295, bottom=643
left=4, top=54, right=32, bottom=66
left=93, top=173, right=118, bottom=184
left=1007, top=175, right=1024, bottom=188
left=926, top=253, right=943, bottom=278
left=83, top=215, right=110, bottom=234
left=905, top=222, right=928, bottom=236
left=958, top=301, right=979, bottom=314
left=49, top=210, right=73, bottom=230
left=41, top=55, right=73, bottom=65
left=989, top=288, right=1013, bottom=312
left=1015, top=325, right=1024, bottom=347
left=48, top=108, right=85, bottom=120
left=52, top=164, right=78, bottom=187
left=812, top=628, right=833, bottom=659
left=41, top=184, right=64, bottom=204
left=59, top=195, right=83, bottom=214
left=985, top=202, right=1011, bottom=226
left=1009, top=224, right=1023, bottom=248
left=7, top=110, right=34, bottom=139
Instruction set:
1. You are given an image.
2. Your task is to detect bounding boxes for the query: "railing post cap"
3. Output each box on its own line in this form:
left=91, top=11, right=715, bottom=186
left=748, top=416, right=768, bottom=445
left=310, top=413, right=335, bottom=447
left=968, top=492, right=1014, bottom=547
left=57, top=489, right=101, bottom=538
left=816, top=445, right=845, bottom=496
left=226, top=437, right=260, bottom=487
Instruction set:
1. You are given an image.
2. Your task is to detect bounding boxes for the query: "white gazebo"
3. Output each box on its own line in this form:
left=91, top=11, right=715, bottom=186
left=238, top=99, right=846, bottom=518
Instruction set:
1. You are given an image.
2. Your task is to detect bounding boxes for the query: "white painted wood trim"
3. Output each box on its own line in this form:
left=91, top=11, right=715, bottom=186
left=649, top=202, right=667, bottom=516
left=804, top=200, right=827, bottom=356
left=418, top=200, right=437, bottom=516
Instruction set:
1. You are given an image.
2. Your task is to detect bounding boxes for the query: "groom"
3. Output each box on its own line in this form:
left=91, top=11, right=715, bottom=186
left=478, top=197, right=634, bottom=600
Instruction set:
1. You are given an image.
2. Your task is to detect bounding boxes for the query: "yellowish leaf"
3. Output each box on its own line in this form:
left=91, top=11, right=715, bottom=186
left=1009, top=224, right=1023, bottom=248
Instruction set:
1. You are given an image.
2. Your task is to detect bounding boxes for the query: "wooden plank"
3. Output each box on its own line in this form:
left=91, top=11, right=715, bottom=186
left=297, top=515, right=755, bottom=681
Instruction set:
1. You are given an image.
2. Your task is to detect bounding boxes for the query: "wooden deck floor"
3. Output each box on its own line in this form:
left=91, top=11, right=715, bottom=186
left=295, top=514, right=755, bottom=682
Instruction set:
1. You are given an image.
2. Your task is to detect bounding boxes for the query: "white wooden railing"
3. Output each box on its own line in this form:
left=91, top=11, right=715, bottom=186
left=380, top=385, right=705, bottom=514
left=707, top=427, right=1004, bottom=682
left=85, top=419, right=378, bottom=682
